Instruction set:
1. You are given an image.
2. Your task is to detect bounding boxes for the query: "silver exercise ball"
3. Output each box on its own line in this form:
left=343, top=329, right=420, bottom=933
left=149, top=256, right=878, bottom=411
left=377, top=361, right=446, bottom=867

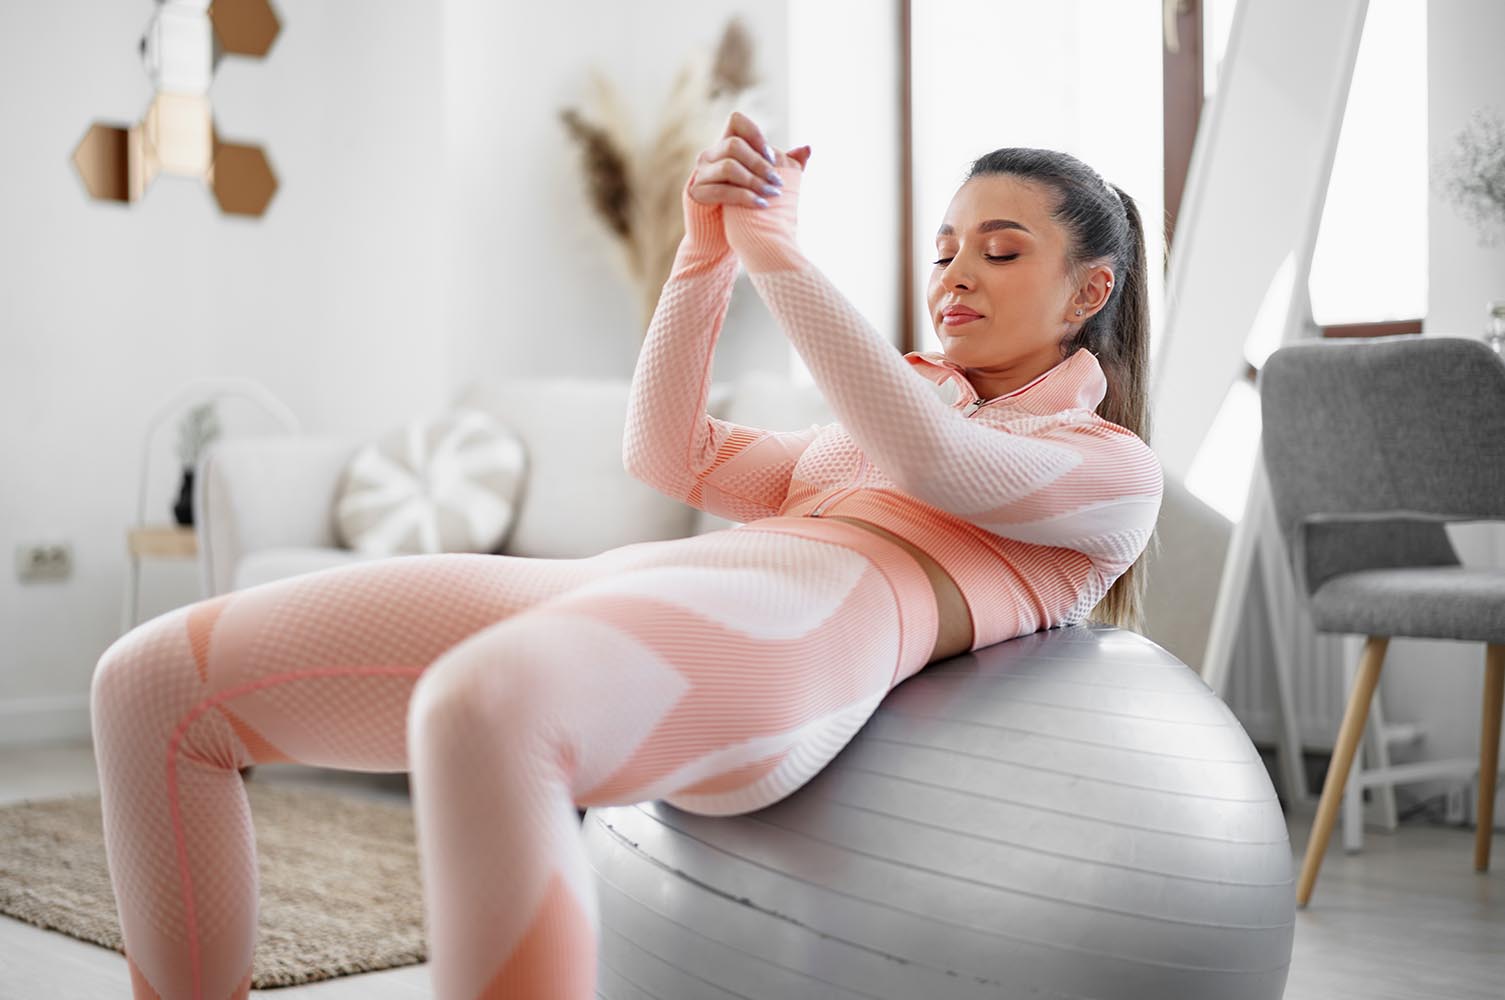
left=583, top=623, right=1295, bottom=999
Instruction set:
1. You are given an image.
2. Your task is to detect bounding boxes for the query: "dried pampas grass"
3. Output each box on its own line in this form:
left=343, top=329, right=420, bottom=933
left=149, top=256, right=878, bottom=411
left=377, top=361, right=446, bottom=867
left=560, top=17, right=768, bottom=332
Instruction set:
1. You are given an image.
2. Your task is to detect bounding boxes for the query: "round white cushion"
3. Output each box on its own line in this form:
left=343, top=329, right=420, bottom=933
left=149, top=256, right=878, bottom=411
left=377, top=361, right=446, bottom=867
left=333, top=409, right=527, bottom=556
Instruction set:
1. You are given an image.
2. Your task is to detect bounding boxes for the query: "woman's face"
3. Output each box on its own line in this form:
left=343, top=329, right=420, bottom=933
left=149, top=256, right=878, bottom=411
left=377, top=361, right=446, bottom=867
left=926, top=174, right=1110, bottom=393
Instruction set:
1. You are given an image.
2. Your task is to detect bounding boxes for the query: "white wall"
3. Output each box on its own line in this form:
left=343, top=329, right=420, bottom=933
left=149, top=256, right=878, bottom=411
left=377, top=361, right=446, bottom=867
left=785, top=0, right=901, bottom=386
left=0, top=0, right=792, bottom=743
left=441, top=0, right=790, bottom=388
left=0, top=0, right=449, bottom=741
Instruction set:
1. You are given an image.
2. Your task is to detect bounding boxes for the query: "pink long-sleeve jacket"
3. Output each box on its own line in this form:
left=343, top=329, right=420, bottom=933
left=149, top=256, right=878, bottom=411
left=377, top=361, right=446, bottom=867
left=623, top=153, right=1164, bottom=650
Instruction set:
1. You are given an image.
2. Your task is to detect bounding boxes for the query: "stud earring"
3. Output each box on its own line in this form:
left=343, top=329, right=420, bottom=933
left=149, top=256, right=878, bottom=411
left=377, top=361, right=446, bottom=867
left=1075, top=308, right=1083, bottom=316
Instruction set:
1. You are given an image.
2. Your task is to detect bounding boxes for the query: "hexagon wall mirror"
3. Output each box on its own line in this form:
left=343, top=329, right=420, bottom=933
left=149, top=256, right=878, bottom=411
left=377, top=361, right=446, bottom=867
left=71, top=0, right=281, bottom=217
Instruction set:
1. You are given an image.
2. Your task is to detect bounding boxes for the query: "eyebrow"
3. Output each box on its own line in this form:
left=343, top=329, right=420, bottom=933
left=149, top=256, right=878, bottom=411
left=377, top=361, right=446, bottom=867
left=936, top=219, right=1033, bottom=237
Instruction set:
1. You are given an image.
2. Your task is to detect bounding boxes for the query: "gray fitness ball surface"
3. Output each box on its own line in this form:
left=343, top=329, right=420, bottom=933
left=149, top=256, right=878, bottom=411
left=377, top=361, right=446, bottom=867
left=585, top=623, right=1295, bottom=999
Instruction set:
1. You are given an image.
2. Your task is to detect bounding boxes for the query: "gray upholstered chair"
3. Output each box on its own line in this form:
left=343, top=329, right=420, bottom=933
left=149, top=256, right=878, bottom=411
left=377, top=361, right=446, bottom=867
left=1258, top=334, right=1505, bottom=907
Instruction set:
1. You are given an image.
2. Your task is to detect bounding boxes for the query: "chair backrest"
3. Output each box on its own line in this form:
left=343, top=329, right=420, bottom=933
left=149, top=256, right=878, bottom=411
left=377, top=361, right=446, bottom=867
left=1258, top=334, right=1505, bottom=596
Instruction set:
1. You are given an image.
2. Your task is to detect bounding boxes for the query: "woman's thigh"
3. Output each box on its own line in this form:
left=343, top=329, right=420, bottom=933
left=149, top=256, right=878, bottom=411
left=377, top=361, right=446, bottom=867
left=92, top=550, right=621, bottom=773
left=411, top=524, right=932, bottom=817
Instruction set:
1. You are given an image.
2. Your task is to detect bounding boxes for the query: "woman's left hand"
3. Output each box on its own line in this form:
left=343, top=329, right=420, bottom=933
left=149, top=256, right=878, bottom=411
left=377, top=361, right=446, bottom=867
left=722, top=132, right=813, bottom=274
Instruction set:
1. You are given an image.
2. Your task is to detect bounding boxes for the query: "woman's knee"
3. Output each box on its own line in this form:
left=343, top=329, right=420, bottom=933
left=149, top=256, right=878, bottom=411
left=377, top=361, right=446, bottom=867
left=406, top=630, right=559, bottom=756
left=90, top=609, right=200, bottom=745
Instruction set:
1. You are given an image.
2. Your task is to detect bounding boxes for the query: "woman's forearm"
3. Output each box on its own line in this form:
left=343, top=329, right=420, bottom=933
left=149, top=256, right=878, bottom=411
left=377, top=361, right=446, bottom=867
left=621, top=237, right=740, bottom=495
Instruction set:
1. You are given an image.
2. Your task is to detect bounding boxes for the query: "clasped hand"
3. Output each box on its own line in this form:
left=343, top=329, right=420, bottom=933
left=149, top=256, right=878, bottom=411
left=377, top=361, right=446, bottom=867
left=687, top=111, right=812, bottom=271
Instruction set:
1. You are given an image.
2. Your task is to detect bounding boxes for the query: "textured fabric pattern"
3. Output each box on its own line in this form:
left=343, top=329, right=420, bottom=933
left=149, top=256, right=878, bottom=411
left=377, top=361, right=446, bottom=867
left=1310, top=565, right=1505, bottom=643
left=1259, top=336, right=1505, bottom=594
left=624, top=162, right=1163, bottom=646
left=91, top=519, right=939, bottom=1000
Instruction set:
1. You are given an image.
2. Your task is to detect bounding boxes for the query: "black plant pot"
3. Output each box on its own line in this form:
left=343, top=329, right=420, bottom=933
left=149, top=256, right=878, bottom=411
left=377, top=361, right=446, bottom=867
left=173, top=466, right=195, bottom=526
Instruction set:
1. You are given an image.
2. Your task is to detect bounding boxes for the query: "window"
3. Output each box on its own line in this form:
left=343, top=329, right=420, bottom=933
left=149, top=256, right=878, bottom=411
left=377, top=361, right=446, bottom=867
left=1306, top=0, right=1427, bottom=328
left=908, top=1, right=1167, bottom=357
left=1183, top=0, right=1426, bottom=521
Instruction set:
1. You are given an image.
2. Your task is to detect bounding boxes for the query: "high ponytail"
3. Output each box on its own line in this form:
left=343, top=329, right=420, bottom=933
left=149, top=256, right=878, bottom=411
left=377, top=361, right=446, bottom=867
left=965, top=150, right=1160, bottom=633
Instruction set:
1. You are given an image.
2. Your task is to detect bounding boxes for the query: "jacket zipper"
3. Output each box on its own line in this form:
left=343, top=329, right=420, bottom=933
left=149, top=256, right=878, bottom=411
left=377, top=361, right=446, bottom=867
left=957, top=369, right=1008, bottom=416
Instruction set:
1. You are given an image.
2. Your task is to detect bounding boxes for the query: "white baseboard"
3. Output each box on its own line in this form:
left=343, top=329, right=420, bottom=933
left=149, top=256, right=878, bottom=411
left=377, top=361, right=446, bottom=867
left=0, top=694, right=92, bottom=746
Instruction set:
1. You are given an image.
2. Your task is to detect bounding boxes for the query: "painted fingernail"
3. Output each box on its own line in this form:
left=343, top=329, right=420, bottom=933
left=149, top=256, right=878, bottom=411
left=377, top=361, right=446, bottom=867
left=763, top=143, right=776, bottom=164
left=761, top=184, right=781, bottom=197
left=754, top=196, right=769, bottom=208
left=766, top=171, right=783, bottom=186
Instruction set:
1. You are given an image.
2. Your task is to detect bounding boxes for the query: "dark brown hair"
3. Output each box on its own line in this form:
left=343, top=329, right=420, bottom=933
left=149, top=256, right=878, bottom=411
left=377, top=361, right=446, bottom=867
left=964, top=147, right=1160, bottom=633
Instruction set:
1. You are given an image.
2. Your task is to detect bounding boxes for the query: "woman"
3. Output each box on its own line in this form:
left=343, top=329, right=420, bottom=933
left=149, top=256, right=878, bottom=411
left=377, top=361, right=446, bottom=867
left=90, top=111, right=1163, bottom=1000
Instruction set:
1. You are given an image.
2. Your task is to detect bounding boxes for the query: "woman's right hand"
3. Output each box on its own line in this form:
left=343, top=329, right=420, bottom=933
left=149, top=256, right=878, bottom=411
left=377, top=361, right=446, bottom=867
left=688, top=111, right=803, bottom=208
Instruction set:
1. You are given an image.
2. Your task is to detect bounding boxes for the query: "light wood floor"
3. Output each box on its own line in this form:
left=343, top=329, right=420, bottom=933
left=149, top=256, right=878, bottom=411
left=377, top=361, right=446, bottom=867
left=1, top=741, right=1500, bottom=999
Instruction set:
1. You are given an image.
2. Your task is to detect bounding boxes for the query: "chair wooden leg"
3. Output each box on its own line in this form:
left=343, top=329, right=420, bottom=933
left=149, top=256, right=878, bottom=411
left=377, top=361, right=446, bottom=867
left=1297, top=635, right=1388, bottom=907
left=1476, top=643, right=1504, bottom=872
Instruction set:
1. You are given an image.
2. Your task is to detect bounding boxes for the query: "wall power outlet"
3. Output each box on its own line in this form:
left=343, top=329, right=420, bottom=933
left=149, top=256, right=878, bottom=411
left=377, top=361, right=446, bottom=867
left=15, top=542, right=72, bottom=582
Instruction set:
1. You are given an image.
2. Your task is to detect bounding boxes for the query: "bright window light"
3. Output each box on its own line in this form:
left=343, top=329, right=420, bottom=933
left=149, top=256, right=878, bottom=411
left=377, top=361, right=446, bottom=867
left=910, top=1, right=1166, bottom=357
left=1189, top=0, right=1426, bottom=525
left=1205, top=0, right=1427, bottom=328
left=1202, top=0, right=1239, bottom=104
left=1308, top=0, right=1428, bottom=325
left=1244, top=251, right=1296, bottom=372
left=1193, top=251, right=1290, bottom=517
left=1184, top=378, right=1263, bottom=522
left=786, top=1, right=901, bottom=387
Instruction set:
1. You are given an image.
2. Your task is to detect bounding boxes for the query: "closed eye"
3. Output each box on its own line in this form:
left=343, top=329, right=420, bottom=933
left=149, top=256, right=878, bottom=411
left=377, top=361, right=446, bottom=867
left=931, top=254, right=1018, bottom=265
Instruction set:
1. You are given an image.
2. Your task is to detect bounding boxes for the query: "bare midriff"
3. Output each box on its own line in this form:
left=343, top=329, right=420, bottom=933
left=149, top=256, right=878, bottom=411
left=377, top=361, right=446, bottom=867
left=820, top=514, right=975, bottom=664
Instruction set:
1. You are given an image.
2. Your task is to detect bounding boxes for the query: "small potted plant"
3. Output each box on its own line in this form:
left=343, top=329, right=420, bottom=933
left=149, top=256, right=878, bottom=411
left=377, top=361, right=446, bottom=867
left=1436, top=105, right=1505, bottom=247
left=1435, top=105, right=1505, bottom=351
left=173, top=401, right=222, bottom=526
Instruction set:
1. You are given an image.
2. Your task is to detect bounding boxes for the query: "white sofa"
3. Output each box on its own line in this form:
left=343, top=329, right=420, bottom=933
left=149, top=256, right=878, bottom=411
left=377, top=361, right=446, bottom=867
left=193, top=372, right=837, bottom=597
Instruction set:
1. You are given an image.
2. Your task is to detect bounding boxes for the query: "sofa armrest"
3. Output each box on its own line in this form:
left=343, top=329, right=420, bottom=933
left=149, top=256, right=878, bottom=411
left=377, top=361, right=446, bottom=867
left=194, top=434, right=363, bottom=597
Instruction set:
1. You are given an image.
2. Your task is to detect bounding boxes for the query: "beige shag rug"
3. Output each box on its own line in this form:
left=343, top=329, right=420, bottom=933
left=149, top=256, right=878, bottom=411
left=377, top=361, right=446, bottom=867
left=0, top=780, right=426, bottom=988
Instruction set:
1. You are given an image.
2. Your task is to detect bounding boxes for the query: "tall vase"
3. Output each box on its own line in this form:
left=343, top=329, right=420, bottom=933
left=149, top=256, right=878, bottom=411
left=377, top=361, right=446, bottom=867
left=173, top=466, right=195, bottom=526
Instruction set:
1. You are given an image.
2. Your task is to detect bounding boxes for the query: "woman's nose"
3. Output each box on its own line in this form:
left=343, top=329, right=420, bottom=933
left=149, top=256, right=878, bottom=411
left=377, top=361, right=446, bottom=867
left=937, top=256, right=973, bottom=289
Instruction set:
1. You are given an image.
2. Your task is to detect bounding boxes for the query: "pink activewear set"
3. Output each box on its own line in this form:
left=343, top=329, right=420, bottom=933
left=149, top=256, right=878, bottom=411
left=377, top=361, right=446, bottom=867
left=91, top=148, right=1163, bottom=999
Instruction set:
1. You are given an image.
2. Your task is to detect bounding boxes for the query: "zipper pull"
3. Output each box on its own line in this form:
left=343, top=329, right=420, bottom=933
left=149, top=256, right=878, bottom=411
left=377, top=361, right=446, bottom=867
left=963, top=397, right=985, bottom=416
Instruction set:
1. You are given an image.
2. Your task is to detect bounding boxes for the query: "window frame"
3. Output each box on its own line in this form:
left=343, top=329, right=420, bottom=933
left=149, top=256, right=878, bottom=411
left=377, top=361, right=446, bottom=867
left=893, top=2, right=1422, bottom=362
left=1163, top=1, right=1422, bottom=379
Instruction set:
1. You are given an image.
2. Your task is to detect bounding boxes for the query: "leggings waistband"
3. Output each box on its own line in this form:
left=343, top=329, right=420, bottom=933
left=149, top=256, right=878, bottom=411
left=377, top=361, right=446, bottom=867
left=734, top=516, right=940, bottom=686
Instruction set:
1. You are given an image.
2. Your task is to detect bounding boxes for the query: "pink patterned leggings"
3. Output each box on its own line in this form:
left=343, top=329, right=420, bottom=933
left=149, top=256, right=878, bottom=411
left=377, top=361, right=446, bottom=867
left=90, top=516, right=940, bottom=999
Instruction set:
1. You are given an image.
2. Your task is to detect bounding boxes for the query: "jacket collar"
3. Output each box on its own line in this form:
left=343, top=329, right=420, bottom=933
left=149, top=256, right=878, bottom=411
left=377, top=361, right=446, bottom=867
left=904, top=347, right=1109, bottom=416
